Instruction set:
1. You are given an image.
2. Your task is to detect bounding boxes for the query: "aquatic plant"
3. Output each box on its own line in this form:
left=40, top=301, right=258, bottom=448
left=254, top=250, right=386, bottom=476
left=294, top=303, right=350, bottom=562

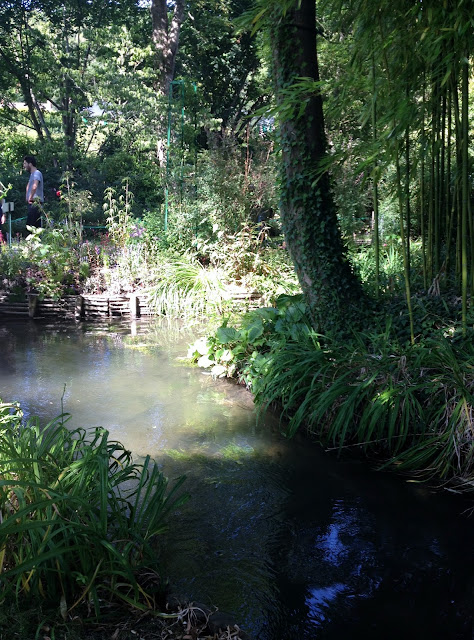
left=0, top=401, right=187, bottom=617
left=259, top=335, right=474, bottom=484
left=187, top=294, right=313, bottom=385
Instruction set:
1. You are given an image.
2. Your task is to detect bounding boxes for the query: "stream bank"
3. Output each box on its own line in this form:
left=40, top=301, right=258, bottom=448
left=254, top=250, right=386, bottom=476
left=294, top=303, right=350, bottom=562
left=0, top=318, right=472, bottom=639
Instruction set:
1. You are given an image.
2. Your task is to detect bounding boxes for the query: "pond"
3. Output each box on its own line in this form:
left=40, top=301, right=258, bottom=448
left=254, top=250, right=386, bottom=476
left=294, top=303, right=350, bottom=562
left=0, top=318, right=472, bottom=640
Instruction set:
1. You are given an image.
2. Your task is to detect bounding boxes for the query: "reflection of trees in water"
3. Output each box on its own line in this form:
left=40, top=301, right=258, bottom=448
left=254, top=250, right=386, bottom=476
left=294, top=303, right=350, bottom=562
left=2, top=320, right=472, bottom=640
left=160, top=453, right=289, bottom=640
left=266, top=460, right=473, bottom=640
left=0, top=326, right=17, bottom=376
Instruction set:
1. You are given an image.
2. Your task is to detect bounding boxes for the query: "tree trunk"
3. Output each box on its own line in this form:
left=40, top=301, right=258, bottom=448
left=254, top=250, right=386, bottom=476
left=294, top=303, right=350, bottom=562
left=151, top=0, right=185, bottom=166
left=151, top=0, right=185, bottom=98
left=269, top=0, right=364, bottom=331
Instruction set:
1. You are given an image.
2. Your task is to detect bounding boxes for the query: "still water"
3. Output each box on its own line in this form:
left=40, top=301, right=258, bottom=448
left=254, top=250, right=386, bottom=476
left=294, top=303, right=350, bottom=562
left=0, top=318, right=472, bottom=639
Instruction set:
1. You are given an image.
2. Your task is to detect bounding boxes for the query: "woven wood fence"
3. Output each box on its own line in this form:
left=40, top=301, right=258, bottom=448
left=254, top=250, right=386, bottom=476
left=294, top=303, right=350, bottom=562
left=0, top=289, right=263, bottom=321
left=0, top=294, right=151, bottom=320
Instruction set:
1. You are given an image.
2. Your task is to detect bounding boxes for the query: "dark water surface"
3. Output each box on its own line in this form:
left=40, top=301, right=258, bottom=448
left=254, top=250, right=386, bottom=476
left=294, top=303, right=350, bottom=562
left=0, top=319, right=472, bottom=639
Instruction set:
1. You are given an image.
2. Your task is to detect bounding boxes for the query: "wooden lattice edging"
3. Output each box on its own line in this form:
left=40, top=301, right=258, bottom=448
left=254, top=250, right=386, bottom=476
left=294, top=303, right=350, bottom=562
left=0, top=288, right=264, bottom=321
left=0, top=293, right=155, bottom=320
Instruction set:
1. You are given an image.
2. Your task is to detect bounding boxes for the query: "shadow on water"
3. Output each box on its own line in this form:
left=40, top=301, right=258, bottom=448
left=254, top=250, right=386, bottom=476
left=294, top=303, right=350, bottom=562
left=161, top=438, right=473, bottom=640
left=0, top=318, right=472, bottom=640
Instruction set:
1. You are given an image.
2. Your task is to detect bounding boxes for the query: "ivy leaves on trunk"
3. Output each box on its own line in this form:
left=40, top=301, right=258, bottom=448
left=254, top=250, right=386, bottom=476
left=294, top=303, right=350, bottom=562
left=268, top=0, right=365, bottom=332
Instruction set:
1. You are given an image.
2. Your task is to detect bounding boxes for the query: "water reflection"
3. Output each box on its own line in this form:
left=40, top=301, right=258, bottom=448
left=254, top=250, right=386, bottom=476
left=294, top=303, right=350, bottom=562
left=0, top=318, right=472, bottom=640
left=306, top=583, right=347, bottom=626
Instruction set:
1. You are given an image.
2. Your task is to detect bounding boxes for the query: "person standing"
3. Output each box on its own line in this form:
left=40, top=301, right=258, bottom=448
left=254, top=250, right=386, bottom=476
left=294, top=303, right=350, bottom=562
left=24, top=155, right=44, bottom=228
left=0, top=202, right=6, bottom=244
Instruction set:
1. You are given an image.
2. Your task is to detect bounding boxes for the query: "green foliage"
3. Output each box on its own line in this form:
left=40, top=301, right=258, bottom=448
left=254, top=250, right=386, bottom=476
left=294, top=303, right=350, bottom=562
left=189, top=292, right=474, bottom=485
left=0, top=222, right=88, bottom=300
left=253, top=331, right=474, bottom=483
left=164, top=135, right=277, bottom=252
left=0, top=400, right=22, bottom=429
left=0, top=133, right=33, bottom=168
left=0, top=167, right=296, bottom=307
left=0, top=400, right=187, bottom=617
left=187, top=294, right=313, bottom=386
left=148, top=255, right=228, bottom=320
left=350, top=238, right=425, bottom=296
left=142, top=208, right=168, bottom=248
left=104, top=182, right=134, bottom=250
left=53, top=173, right=95, bottom=225
left=177, top=0, right=270, bottom=133
left=0, top=181, right=11, bottom=202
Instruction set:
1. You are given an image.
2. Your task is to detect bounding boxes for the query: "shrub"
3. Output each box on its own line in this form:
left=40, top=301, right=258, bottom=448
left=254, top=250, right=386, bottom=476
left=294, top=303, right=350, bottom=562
left=187, top=294, right=312, bottom=386
left=254, top=333, right=474, bottom=482
left=15, top=224, right=86, bottom=299
left=148, top=254, right=228, bottom=319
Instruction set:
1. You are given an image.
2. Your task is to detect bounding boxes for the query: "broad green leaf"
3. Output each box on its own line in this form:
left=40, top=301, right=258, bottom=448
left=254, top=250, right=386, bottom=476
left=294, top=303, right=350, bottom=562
left=216, top=326, right=240, bottom=344
left=246, top=322, right=264, bottom=342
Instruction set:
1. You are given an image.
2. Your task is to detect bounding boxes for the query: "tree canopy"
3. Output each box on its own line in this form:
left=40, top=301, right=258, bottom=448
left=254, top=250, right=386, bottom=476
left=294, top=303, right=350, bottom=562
left=0, top=0, right=473, bottom=333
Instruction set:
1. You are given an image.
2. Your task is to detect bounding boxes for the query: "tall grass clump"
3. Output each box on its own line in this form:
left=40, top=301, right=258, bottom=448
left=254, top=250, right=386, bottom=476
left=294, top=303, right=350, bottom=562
left=349, top=239, right=425, bottom=297
left=253, top=334, right=474, bottom=485
left=190, top=294, right=474, bottom=487
left=0, top=400, right=187, bottom=619
left=148, top=254, right=227, bottom=319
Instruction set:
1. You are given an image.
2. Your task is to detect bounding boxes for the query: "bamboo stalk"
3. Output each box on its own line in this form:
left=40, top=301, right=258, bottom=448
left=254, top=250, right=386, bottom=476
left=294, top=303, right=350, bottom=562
left=420, top=79, right=427, bottom=289
left=461, top=54, right=468, bottom=334
left=396, top=142, right=415, bottom=345
left=372, top=53, right=380, bottom=298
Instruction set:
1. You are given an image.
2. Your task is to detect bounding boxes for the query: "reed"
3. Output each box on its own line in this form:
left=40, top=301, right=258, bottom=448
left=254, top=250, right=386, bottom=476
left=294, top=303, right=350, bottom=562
left=0, top=403, right=187, bottom=616
left=148, top=256, right=227, bottom=319
left=254, top=335, right=474, bottom=485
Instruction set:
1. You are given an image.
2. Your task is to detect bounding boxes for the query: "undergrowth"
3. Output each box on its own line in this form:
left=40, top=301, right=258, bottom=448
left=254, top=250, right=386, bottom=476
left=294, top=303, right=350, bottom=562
left=188, top=294, right=474, bottom=488
left=0, top=401, right=188, bottom=632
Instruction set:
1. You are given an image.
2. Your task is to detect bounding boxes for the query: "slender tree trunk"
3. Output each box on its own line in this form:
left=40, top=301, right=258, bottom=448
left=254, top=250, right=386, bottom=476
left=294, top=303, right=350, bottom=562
left=19, top=78, right=45, bottom=140
left=396, top=143, right=415, bottom=344
left=151, top=0, right=185, bottom=165
left=440, top=87, right=447, bottom=283
left=420, top=80, right=427, bottom=290
left=269, top=0, right=364, bottom=332
left=445, top=87, right=453, bottom=281
left=433, top=80, right=441, bottom=277
left=151, top=0, right=185, bottom=97
left=17, top=12, right=45, bottom=140
left=452, top=73, right=463, bottom=288
left=405, top=124, right=411, bottom=273
left=428, top=87, right=435, bottom=282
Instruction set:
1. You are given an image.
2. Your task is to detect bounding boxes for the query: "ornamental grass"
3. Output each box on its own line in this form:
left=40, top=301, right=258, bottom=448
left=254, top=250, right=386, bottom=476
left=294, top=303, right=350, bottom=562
left=253, top=334, right=474, bottom=486
left=0, top=401, right=187, bottom=618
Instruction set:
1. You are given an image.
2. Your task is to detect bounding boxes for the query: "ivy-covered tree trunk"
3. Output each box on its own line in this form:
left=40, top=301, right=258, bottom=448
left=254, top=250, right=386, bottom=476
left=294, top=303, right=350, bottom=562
left=270, top=0, right=364, bottom=331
